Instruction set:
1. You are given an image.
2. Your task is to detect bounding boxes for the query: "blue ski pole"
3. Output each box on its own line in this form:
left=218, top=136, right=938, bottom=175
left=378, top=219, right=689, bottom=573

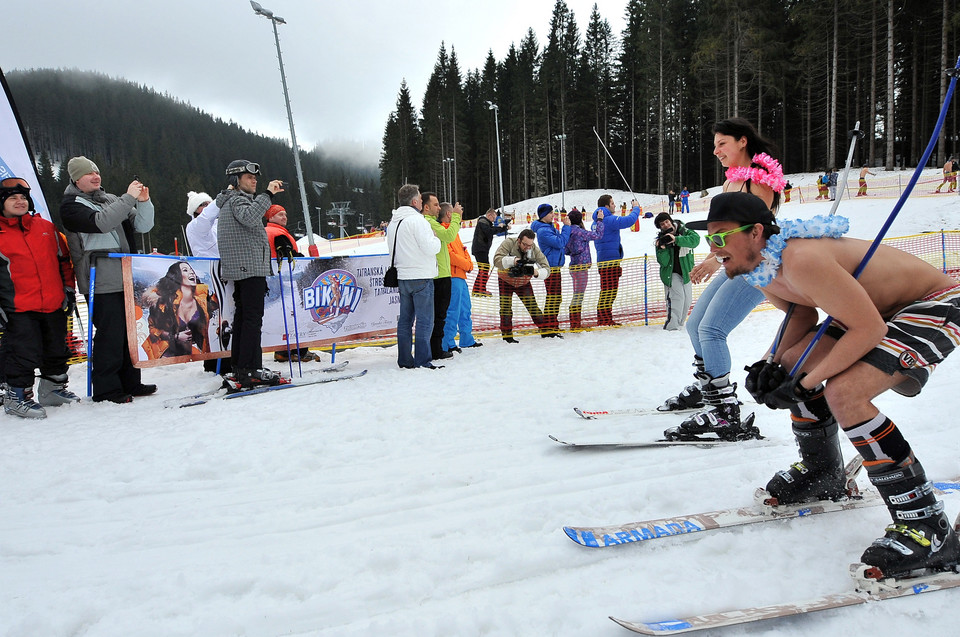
left=286, top=258, right=303, bottom=377
left=275, top=258, right=294, bottom=378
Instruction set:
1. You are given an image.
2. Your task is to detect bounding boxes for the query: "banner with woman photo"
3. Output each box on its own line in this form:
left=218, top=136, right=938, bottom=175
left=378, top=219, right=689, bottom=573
left=123, top=254, right=399, bottom=368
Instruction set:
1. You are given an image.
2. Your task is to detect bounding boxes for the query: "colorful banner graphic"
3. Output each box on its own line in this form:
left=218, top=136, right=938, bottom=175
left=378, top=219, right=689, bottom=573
left=123, top=254, right=398, bottom=367
left=0, top=67, right=50, bottom=221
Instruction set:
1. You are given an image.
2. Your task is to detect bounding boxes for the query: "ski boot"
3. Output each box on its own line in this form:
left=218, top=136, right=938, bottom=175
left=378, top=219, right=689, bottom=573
left=235, top=367, right=284, bottom=390
left=37, top=374, right=82, bottom=406
left=658, top=356, right=706, bottom=412
left=4, top=385, right=47, bottom=419
left=765, top=416, right=848, bottom=505
left=664, top=373, right=759, bottom=441
left=861, top=456, right=960, bottom=579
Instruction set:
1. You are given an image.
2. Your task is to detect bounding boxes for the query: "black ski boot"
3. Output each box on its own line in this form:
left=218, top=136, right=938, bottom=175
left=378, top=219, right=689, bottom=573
left=658, top=356, right=706, bottom=412
left=861, top=457, right=960, bottom=579
left=765, top=416, right=848, bottom=505
left=664, top=373, right=759, bottom=441
left=235, top=368, right=283, bottom=390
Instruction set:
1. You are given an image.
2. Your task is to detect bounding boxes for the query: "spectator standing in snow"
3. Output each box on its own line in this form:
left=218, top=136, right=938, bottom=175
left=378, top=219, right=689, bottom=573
left=216, top=160, right=284, bottom=389
left=935, top=157, right=957, bottom=193
left=184, top=191, right=217, bottom=257
left=592, top=194, right=641, bottom=326
left=440, top=203, right=479, bottom=352
left=531, top=203, right=570, bottom=337
left=420, top=192, right=461, bottom=361
left=564, top=208, right=604, bottom=331
left=0, top=177, right=79, bottom=419
left=471, top=208, right=508, bottom=297
left=387, top=184, right=442, bottom=369
left=827, top=167, right=839, bottom=201
left=680, top=186, right=690, bottom=214
left=60, top=156, right=156, bottom=404
left=654, top=212, right=700, bottom=331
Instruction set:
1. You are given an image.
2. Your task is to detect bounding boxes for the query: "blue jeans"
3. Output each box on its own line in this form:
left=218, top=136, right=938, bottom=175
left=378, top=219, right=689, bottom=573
left=443, top=277, right=476, bottom=349
left=398, top=278, right=435, bottom=368
left=685, top=273, right=765, bottom=378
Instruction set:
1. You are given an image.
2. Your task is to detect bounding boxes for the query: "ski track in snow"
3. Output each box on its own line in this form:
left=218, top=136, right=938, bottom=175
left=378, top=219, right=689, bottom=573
left=3, top=173, right=960, bottom=636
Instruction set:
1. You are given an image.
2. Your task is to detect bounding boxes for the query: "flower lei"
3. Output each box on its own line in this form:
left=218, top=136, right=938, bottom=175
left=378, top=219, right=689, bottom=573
left=742, top=215, right=850, bottom=288
left=725, top=153, right=787, bottom=193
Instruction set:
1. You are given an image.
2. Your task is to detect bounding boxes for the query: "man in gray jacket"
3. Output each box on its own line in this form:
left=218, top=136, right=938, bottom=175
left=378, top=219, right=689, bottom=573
left=216, top=160, right=285, bottom=388
left=60, top=156, right=155, bottom=403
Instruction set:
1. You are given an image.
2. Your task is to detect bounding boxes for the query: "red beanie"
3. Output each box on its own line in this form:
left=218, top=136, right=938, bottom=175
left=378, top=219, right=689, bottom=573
left=264, top=204, right=285, bottom=221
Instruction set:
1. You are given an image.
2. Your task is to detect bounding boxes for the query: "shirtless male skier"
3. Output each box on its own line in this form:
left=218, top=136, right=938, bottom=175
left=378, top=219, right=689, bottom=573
left=688, top=191, right=960, bottom=578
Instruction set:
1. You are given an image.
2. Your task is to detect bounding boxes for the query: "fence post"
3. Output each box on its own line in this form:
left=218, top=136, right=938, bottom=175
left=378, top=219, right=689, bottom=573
left=942, top=229, right=948, bottom=274
left=643, top=253, right=649, bottom=325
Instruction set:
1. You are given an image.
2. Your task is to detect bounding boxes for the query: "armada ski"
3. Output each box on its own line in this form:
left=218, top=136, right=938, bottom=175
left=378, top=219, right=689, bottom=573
left=610, top=561, right=960, bottom=634
left=573, top=406, right=700, bottom=419
left=548, top=434, right=768, bottom=450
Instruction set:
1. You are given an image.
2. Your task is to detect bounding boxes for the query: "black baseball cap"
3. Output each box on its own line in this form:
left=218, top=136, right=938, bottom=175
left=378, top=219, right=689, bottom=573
left=686, top=192, right=777, bottom=230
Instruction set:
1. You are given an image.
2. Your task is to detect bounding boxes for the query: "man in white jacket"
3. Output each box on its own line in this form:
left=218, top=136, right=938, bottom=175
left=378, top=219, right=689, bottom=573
left=387, top=184, right=442, bottom=369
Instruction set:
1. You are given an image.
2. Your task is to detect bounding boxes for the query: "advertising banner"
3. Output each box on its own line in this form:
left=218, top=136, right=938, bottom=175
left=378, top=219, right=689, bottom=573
left=123, top=254, right=398, bottom=367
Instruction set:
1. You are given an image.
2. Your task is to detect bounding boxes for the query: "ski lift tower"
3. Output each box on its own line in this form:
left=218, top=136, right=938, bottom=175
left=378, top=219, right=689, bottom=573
left=325, top=201, right=355, bottom=239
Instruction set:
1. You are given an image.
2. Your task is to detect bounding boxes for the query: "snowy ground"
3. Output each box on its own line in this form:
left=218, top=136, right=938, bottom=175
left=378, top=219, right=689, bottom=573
left=2, top=170, right=960, bottom=636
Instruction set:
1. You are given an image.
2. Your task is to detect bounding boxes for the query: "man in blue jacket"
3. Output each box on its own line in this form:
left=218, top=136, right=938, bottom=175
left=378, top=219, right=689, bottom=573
left=592, top=195, right=640, bottom=326
left=531, top=203, right=570, bottom=337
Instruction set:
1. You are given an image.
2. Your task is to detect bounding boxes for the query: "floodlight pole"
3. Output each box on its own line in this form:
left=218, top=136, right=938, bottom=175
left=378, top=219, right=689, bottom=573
left=486, top=101, right=505, bottom=214
left=251, top=1, right=316, bottom=253
left=555, top=133, right=567, bottom=212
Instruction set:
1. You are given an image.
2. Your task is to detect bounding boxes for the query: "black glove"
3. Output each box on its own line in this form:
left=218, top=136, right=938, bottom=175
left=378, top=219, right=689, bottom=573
left=743, top=360, right=787, bottom=403
left=276, top=244, right=295, bottom=264
left=62, top=288, right=77, bottom=315
left=763, top=372, right=820, bottom=410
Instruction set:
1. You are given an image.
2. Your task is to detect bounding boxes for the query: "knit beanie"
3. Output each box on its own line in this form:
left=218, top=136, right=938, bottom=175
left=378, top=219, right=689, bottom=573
left=264, top=204, right=285, bottom=221
left=186, top=191, right=213, bottom=219
left=537, top=203, right=553, bottom=220
left=67, top=156, right=100, bottom=182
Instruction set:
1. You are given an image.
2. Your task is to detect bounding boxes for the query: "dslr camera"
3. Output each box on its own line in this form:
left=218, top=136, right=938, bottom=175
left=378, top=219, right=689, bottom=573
left=655, top=230, right=675, bottom=250
left=509, top=257, right=536, bottom=277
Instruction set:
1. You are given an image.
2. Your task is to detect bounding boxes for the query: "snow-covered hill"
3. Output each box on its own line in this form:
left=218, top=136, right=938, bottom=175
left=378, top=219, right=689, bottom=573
left=2, top=173, right=959, bottom=636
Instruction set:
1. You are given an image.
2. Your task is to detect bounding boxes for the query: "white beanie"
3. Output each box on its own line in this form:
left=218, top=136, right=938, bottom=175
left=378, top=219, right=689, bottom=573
left=186, top=191, right=213, bottom=219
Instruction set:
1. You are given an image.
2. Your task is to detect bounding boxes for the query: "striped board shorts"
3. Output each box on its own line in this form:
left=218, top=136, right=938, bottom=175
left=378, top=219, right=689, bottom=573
left=824, top=284, right=960, bottom=397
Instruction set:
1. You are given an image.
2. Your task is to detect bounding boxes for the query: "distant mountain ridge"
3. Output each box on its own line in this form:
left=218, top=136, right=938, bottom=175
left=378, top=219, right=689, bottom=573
left=6, top=68, right=380, bottom=253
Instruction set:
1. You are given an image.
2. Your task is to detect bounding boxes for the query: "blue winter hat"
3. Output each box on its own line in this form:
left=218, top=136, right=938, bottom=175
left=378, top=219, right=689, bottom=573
left=537, top=203, right=554, bottom=219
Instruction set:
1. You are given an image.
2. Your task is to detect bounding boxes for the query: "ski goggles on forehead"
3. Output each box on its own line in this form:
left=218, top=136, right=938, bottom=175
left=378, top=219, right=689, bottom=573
left=703, top=224, right=754, bottom=248
left=225, top=163, right=261, bottom=176
left=0, top=177, right=30, bottom=190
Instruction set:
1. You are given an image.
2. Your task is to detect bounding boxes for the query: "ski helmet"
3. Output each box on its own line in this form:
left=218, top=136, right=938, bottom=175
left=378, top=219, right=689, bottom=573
left=225, top=160, right=260, bottom=187
left=0, top=177, right=35, bottom=213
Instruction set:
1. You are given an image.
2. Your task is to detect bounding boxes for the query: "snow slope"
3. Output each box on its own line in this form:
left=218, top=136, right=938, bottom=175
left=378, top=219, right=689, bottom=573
left=2, top=172, right=959, bottom=636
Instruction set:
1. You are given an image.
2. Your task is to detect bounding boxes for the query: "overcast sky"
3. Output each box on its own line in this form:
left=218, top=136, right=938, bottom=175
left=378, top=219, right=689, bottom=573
left=4, top=0, right=627, bottom=168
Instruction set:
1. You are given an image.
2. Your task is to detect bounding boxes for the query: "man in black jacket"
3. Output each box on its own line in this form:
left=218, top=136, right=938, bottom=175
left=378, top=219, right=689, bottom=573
left=471, top=208, right=508, bottom=297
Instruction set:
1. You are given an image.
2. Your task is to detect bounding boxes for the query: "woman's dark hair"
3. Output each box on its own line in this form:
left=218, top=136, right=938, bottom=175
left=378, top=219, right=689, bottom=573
left=568, top=210, right=584, bottom=228
left=157, top=262, right=194, bottom=298
left=713, top=117, right=781, bottom=212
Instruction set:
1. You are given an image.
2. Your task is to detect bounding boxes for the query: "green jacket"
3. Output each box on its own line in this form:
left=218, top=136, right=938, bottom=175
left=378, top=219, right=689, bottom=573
left=424, top=212, right=462, bottom=278
left=655, top=221, right=700, bottom=286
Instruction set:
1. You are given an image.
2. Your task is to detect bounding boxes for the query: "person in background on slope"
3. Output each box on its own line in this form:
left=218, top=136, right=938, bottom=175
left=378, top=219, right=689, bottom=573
left=387, top=184, right=442, bottom=369
left=827, top=166, right=839, bottom=201
left=0, top=177, right=79, bottom=419
left=471, top=208, right=508, bottom=297
left=592, top=194, right=641, bottom=326
left=60, top=156, right=156, bottom=404
left=216, top=159, right=284, bottom=389
left=934, top=156, right=957, bottom=194
left=264, top=204, right=322, bottom=364
left=707, top=190, right=960, bottom=579
left=531, top=203, right=571, bottom=337
left=654, top=212, right=700, bottom=331
left=564, top=208, right=604, bottom=331
left=857, top=165, right=876, bottom=197
left=680, top=186, right=690, bottom=214
left=440, top=202, right=480, bottom=353
left=493, top=228, right=550, bottom=343
left=816, top=172, right=829, bottom=200
left=660, top=118, right=783, bottom=442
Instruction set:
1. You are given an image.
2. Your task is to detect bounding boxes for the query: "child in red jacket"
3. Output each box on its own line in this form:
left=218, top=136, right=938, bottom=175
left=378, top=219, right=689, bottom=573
left=0, top=177, right=78, bottom=419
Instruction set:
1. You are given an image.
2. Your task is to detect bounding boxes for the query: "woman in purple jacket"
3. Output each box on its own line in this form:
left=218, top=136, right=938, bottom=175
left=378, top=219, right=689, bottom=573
left=564, top=209, right=604, bottom=330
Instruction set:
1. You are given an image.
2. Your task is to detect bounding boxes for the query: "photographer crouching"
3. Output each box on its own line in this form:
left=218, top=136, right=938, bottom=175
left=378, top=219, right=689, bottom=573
left=493, top=228, right=551, bottom=343
left=654, top=212, right=700, bottom=331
